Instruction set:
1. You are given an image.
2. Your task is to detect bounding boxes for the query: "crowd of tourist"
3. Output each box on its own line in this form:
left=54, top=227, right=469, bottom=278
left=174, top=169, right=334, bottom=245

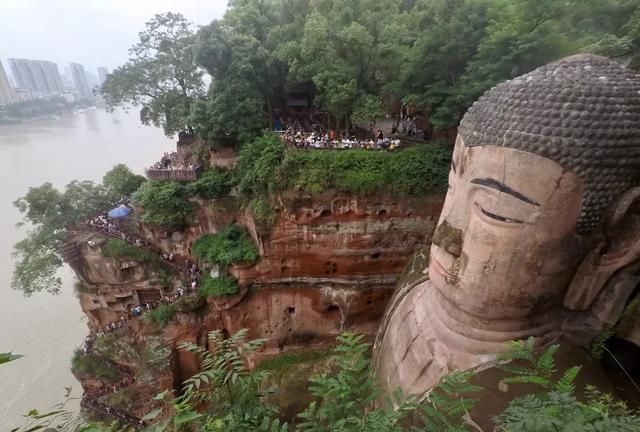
left=149, top=152, right=196, bottom=171
left=85, top=218, right=185, bottom=273
left=79, top=332, right=144, bottom=429
left=77, top=208, right=208, bottom=428
left=281, top=128, right=402, bottom=150
left=89, top=213, right=123, bottom=230
left=81, top=396, right=145, bottom=430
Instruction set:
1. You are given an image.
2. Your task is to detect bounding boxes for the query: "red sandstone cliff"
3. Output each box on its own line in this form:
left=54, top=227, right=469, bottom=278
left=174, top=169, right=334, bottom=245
left=68, top=190, right=445, bottom=415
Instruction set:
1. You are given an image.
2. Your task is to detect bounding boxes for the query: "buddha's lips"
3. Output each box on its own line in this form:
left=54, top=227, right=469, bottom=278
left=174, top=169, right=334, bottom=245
left=431, top=257, right=458, bottom=281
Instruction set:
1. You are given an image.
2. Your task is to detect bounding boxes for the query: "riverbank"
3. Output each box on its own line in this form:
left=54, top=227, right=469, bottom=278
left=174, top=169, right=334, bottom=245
left=0, top=108, right=174, bottom=429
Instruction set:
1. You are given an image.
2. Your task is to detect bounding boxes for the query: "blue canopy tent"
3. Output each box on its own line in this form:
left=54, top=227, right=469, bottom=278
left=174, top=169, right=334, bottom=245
left=107, top=206, right=132, bottom=219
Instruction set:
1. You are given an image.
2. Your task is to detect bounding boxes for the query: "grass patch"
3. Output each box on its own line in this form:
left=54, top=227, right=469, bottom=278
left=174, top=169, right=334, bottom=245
left=71, top=350, right=121, bottom=382
left=101, top=238, right=157, bottom=264
left=187, top=167, right=233, bottom=199
left=199, top=274, right=239, bottom=297
left=234, top=134, right=452, bottom=199
left=132, top=180, right=192, bottom=230
left=279, top=143, right=452, bottom=196
left=249, top=197, right=277, bottom=227
left=257, top=348, right=333, bottom=371
left=192, top=224, right=258, bottom=267
left=144, top=303, right=176, bottom=327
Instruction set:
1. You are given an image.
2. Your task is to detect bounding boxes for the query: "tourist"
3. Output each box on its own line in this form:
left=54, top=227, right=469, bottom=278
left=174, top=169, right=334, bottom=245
left=376, top=129, right=384, bottom=147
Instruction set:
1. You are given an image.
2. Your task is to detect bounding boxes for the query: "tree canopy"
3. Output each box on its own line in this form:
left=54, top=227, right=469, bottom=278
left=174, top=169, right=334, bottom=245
left=114, top=0, right=640, bottom=140
left=100, top=13, right=205, bottom=136
left=102, top=164, right=147, bottom=198
left=132, top=181, right=192, bottom=230
left=12, top=165, right=144, bottom=296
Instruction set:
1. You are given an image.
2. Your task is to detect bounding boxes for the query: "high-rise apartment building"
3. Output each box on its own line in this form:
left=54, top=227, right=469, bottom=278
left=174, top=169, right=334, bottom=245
left=69, top=62, right=92, bottom=99
left=0, top=60, right=17, bottom=106
left=40, top=61, right=64, bottom=94
left=8, top=58, right=64, bottom=95
left=97, top=67, right=109, bottom=86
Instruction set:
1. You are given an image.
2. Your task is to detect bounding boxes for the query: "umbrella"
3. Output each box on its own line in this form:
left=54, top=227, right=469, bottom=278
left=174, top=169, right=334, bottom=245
left=107, top=206, right=132, bottom=219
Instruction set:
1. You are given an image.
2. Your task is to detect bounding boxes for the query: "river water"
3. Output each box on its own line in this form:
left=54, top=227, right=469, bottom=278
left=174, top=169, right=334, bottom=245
left=0, top=109, right=174, bottom=428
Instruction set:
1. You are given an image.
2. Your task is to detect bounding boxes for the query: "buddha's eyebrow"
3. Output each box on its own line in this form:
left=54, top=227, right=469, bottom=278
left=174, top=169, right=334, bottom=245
left=451, top=160, right=457, bottom=173
left=471, top=178, right=540, bottom=206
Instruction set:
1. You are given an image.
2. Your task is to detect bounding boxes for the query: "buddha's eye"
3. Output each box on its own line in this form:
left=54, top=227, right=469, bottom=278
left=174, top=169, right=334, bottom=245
left=474, top=203, right=523, bottom=224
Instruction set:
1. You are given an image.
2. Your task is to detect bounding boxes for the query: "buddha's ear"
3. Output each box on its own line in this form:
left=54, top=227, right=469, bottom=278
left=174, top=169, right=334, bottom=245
left=603, top=186, right=640, bottom=237
left=564, top=186, right=640, bottom=311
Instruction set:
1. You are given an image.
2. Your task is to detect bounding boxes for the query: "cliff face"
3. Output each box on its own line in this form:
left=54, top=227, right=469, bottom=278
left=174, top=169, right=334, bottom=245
left=69, top=190, right=445, bottom=415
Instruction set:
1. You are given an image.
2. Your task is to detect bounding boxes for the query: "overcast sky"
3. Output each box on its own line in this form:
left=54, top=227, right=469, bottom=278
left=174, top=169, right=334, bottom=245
left=0, top=0, right=228, bottom=75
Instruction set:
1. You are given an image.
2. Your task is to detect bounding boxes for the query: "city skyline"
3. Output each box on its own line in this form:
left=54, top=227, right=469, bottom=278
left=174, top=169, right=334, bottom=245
left=8, top=58, right=64, bottom=95
left=0, top=62, right=17, bottom=106
left=69, top=63, right=92, bottom=100
left=0, top=0, right=227, bottom=72
left=0, top=57, right=111, bottom=106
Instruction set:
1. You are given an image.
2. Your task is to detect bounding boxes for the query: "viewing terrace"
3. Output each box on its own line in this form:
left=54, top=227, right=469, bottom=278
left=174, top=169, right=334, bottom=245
left=146, top=131, right=204, bottom=182
left=145, top=164, right=202, bottom=182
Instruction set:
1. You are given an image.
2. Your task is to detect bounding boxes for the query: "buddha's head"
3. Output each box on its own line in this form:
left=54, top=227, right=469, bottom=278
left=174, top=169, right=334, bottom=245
left=430, top=55, right=640, bottom=340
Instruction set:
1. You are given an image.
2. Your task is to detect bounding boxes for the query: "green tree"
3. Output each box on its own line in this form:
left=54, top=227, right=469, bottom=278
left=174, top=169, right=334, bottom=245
left=102, top=164, right=147, bottom=199
left=12, top=181, right=113, bottom=295
left=101, top=13, right=204, bottom=136
left=132, top=181, right=192, bottom=230
left=234, top=134, right=286, bottom=197
left=192, top=225, right=258, bottom=268
left=192, top=0, right=286, bottom=144
left=286, top=0, right=406, bottom=133
left=398, top=0, right=490, bottom=130
left=576, top=0, right=640, bottom=69
left=186, top=167, right=233, bottom=199
left=351, top=94, right=385, bottom=127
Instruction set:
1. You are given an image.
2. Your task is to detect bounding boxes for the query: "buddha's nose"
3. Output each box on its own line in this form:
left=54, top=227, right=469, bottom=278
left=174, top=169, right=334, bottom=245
left=432, top=219, right=463, bottom=257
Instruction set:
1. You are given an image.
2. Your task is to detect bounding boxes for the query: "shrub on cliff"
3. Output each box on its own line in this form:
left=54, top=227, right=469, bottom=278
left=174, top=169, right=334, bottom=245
left=186, top=167, right=233, bottom=199
left=192, top=225, right=258, bottom=267
left=144, top=303, right=177, bottom=328
left=278, top=143, right=452, bottom=197
left=234, top=134, right=286, bottom=197
left=100, top=238, right=157, bottom=264
left=132, top=181, right=192, bottom=230
left=198, top=273, right=239, bottom=297
left=71, top=350, right=121, bottom=382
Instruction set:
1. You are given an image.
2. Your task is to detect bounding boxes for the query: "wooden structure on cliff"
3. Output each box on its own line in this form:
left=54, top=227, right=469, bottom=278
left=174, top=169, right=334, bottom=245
left=146, top=131, right=205, bottom=182
left=145, top=166, right=202, bottom=182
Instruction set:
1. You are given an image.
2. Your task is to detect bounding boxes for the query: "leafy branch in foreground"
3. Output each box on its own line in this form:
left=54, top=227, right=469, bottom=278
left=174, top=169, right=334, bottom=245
left=297, top=332, right=480, bottom=432
left=494, top=337, right=640, bottom=431
left=0, top=352, right=23, bottom=365
left=146, top=329, right=285, bottom=432
left=9, top=388, right=84, bottom=432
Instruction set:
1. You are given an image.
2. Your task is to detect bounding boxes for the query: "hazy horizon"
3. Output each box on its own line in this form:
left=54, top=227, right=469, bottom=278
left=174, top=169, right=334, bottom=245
left=0, top=0, right=227, bottom=74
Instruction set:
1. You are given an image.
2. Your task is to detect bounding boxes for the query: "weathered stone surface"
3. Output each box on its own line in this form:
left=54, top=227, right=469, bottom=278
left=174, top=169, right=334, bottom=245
left=70, top=190, right=445, bottom=400
left=374, top=54, right=640, bottom=399
left=460, top=54, right=640, bottom=233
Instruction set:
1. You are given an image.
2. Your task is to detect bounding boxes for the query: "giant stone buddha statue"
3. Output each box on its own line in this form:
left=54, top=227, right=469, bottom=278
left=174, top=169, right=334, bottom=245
left=374, top=54, right=640, bottom=398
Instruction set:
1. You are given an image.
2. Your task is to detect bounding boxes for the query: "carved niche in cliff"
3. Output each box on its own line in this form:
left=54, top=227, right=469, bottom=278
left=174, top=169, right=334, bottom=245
left=373, top=54, right=640, bottom=398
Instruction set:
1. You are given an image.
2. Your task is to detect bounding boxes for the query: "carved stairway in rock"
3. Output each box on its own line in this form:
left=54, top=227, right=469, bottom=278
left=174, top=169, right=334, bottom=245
left=81, top=335, right=146, bottom=429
